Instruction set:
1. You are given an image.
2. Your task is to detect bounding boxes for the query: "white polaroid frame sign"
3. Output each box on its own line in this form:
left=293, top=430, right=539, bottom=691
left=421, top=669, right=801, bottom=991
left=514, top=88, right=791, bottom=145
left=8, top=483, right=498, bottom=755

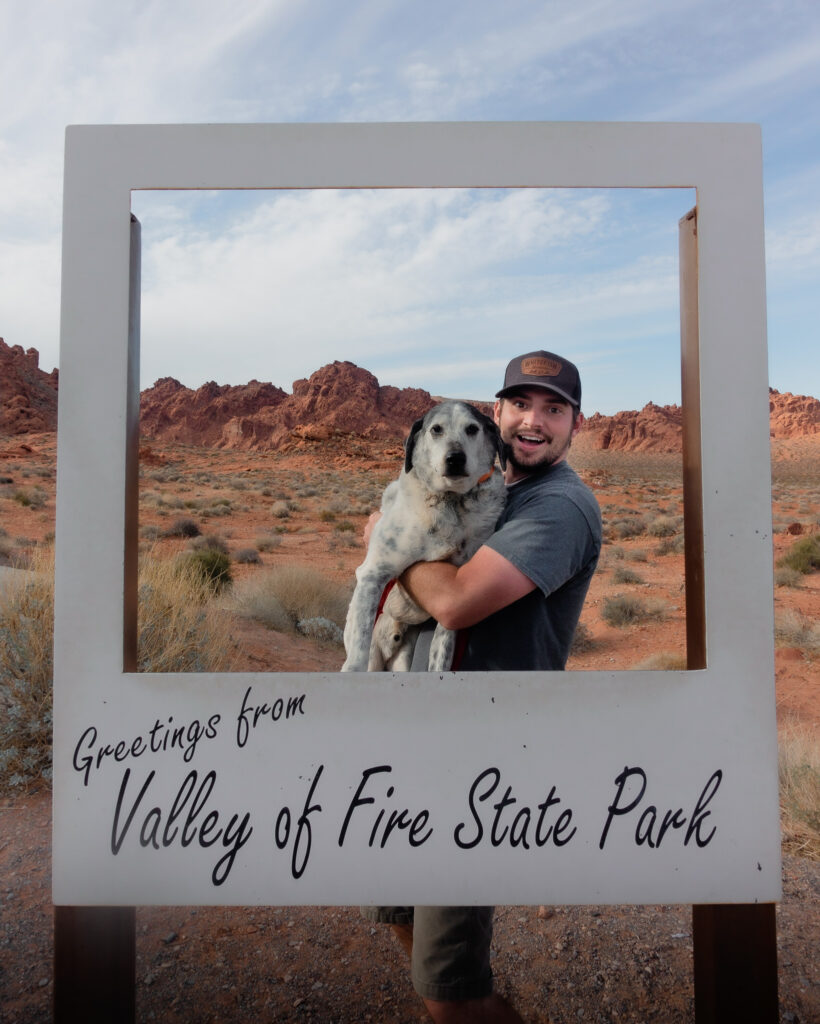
left=53, top=122, right=779, bottom=907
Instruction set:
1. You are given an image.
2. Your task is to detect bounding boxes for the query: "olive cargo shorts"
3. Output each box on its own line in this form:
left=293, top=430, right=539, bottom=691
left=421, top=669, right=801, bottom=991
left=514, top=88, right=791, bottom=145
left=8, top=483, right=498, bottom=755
left=361, top=905, right=494, bottom=1001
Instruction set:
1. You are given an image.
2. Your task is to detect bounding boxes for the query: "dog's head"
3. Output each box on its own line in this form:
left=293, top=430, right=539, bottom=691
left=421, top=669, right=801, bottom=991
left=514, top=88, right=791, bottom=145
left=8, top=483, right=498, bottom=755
left=404, top=401, right=506, bottom=494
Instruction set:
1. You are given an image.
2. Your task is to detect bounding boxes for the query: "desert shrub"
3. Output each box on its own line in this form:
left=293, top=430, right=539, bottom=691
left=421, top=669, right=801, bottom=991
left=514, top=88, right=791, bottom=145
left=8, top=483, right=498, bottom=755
left=164, top=516, right=201, bottom=539
left=233, top=565, right=350, bottom=635
left=319, top=509, right=336, bottom=522
left=334, top=520, right=356, bottom=533
left=612, top=566, right=645, bottom=586
left=12, top=487, right=47, bottom=509
left=296, top=617, right=345, bottom=645
left=777, top=534, right=820, bottom=575
left=601, top=594, right=665, bottom=627
left=189, top=533, right=230, bottom=556
left=632, top=651, right=687, bottom=670
left=779, top=723, right=820, bottom=860
left=608, top=516, right=646, bottom=540
left=655, top=534, right=685, bottom=556
left=182, top=548, right=233, bottom=593
left=271, top=500, right=291, bottom=519
left=647, top=515, right=680, bottom=538
left=627, top=548, right=648, bottom=563
left=256, top=534, right=282, bottom=553
left=774, top=567, right=803, bottom=589
left=235, top=547, right=261, bottom=565
left=140, top=524, right=161, bottom=541
left=775, top=610, right=820, bottom=654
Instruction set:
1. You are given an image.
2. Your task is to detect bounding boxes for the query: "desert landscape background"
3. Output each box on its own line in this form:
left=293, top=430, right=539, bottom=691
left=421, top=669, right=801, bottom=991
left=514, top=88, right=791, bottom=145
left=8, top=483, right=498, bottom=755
left=1, top=336, right=818, bottom=1021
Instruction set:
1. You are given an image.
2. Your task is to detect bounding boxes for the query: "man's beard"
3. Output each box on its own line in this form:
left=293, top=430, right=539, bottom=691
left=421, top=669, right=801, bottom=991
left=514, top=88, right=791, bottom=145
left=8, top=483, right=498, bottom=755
left=504, top=433, right=573, bottom=476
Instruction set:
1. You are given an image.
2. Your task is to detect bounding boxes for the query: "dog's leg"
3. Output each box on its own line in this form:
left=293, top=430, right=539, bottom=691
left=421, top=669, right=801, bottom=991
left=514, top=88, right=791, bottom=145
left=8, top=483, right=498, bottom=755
left=342, top=576, right=390, bottom=672
left=428, top=623, right=457, bottom=672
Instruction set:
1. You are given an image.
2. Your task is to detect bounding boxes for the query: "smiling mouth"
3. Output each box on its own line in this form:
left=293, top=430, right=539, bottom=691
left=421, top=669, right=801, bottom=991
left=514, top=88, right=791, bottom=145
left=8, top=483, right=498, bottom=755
left=516, top=433, right=547, bottom=447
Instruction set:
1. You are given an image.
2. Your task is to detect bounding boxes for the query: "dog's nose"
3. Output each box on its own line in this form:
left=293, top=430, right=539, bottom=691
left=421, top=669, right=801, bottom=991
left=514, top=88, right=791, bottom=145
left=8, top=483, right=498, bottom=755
left=444, top=450, right=467, bottom=475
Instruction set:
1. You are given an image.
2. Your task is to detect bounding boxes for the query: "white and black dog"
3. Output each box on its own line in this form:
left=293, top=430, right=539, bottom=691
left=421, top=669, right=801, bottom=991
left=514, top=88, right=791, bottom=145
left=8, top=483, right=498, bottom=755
left=342, top=401, right=506, bottom=672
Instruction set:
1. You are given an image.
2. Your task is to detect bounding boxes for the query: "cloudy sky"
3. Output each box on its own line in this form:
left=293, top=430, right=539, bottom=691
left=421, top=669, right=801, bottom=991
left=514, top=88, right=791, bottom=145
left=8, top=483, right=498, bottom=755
left=1, top=0, right=818, bottom=415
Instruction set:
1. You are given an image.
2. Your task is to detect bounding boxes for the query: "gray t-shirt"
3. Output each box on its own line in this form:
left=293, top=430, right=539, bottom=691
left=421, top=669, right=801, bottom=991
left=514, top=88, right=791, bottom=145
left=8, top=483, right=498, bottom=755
left=411, top=460, right=601, bottom=671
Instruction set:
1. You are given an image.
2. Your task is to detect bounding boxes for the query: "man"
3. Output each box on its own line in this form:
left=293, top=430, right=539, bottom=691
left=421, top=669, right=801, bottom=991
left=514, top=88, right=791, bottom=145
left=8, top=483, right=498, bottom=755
left=364, top=350, right=602, bottom=1024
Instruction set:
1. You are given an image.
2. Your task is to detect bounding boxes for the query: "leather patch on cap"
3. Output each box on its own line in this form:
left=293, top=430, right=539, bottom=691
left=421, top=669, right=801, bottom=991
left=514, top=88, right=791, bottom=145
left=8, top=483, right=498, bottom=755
left=521, top=356, right=561, bottom=377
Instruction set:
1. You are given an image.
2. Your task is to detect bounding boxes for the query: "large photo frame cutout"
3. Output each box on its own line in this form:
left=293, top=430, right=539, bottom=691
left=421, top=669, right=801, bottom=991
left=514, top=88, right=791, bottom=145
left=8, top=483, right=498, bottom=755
left=53, top=122, right=779, bottom=906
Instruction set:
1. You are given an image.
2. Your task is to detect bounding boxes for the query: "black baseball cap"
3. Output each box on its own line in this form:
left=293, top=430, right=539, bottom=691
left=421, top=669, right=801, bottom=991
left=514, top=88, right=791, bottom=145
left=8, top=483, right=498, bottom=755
left=495, top=350, right=581, bottom=408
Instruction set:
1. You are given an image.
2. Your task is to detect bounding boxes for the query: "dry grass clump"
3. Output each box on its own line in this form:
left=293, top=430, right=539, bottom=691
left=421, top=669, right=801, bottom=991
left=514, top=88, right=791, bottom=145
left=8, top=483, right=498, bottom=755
left=138, top=555, right=236, bottom=673
left=779, top=723, right=820, bottom=860
left=232, top=564, right=350, bottom=642
left=0, top=553, right=234, bottom=789
left=601, top=593, right=666, bottom=627
left=774, top=610, right=820, bottom=654
left=0, top=553, right=54, bottom=788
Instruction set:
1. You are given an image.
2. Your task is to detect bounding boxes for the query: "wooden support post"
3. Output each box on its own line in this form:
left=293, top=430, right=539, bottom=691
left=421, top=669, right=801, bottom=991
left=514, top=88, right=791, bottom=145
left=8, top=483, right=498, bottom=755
left=693, top=904, right=779, bottom=1023
left=54, top=907, right=136, bottom=1023
left=679, top=207, right=779, bottom=1022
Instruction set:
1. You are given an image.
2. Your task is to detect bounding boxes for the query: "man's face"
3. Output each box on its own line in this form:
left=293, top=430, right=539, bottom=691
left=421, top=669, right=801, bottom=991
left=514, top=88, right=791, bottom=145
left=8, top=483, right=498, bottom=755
left=494, top=388, right=582, bottom=481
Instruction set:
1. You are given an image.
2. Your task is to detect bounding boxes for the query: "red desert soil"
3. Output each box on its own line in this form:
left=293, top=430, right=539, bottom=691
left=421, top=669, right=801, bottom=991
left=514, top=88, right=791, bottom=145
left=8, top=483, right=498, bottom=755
left=1, top=415, right=819, bottom=1020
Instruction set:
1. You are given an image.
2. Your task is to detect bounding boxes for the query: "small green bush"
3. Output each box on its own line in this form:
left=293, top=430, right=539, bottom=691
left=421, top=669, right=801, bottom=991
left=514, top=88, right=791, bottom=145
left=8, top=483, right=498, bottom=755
left=182, top=548, right=232, bottom=592
left=777, top=534, right=820, bottom=575
left=164, top=516, right=201, bottom=539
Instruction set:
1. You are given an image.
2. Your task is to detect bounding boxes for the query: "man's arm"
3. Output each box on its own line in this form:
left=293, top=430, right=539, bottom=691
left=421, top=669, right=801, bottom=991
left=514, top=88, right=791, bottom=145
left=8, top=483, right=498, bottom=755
left=400, top=545, right=536, bottom=631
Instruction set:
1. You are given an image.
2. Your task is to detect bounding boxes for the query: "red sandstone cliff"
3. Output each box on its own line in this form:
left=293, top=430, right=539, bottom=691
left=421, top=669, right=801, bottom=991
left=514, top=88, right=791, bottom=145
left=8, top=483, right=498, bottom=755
left=0, top=338, right=58, bottom=435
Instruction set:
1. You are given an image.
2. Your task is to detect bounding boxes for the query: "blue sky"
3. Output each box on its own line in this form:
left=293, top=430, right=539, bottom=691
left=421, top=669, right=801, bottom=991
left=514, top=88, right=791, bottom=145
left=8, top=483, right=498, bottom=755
left=1, top=0, right=818, bottom=415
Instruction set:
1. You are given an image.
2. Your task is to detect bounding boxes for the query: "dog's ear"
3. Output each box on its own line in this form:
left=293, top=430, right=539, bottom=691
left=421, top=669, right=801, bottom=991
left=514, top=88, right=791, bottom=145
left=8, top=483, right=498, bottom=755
left=404, top=415, right=425, bottom=473
left=465, top=404, right=507, bottom=471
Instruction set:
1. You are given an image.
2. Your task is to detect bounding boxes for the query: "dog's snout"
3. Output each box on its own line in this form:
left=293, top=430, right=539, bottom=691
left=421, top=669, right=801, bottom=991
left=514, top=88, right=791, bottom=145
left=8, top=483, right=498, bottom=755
left=444, top=449, right=468, bottom=475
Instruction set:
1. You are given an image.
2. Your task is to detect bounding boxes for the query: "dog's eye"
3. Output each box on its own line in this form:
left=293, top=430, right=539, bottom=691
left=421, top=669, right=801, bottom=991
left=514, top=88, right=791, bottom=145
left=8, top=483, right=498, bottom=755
left=465, top=424, right=479, bottom=436
left=430, top=424, right=443, bottom=435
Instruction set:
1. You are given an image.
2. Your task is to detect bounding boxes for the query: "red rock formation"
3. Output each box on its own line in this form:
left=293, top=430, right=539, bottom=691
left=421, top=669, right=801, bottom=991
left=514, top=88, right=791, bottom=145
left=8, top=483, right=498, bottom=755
left=140, top=361, right=437, bottom=452
left=0, top=338, right=58, bottom=435
left=2, top=333, right=818, bottom=454
left=582, top=402, right=683, bottom=453
left=768, top=388, right=820, bottom=438
left=139, top=377, right=288, bottom=447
